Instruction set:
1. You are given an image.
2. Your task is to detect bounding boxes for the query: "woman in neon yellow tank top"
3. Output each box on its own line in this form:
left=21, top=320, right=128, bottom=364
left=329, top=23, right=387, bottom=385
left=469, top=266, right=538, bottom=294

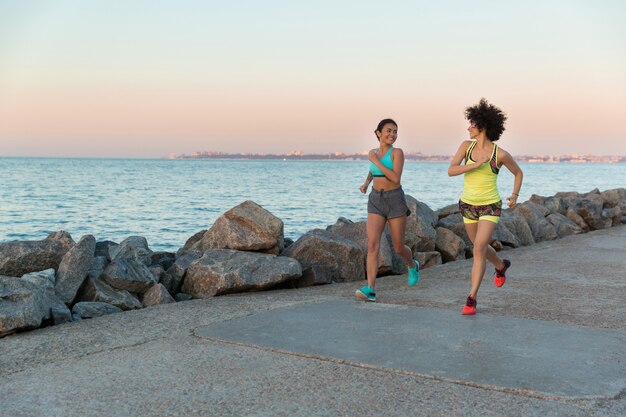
left=448, top=99, right=523, bottom=315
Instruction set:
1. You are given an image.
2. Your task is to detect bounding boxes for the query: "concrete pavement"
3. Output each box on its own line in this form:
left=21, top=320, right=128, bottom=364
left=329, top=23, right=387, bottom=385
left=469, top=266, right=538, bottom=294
left=1, top=226, right=625, bottom=416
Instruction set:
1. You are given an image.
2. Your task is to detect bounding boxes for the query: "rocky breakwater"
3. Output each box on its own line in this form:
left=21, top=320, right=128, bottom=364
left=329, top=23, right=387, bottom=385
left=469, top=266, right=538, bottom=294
left=2, top=189, right=625, bottom=337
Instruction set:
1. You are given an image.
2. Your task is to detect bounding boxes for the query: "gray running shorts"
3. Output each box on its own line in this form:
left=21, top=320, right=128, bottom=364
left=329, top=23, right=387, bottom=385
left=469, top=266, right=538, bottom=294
left=367, top=186, right=411, bottom=219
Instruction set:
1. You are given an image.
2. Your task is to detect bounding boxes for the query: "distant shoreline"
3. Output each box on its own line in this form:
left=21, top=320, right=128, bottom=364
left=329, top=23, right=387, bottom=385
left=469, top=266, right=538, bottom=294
left=169, top=153, right=626, bottom=164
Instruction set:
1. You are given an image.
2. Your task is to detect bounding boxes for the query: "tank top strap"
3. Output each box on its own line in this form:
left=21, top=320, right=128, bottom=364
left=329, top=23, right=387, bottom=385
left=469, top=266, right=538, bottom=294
left=490, top=144, right=500, bottom=174
left=465, top=141, right=477, bottom=161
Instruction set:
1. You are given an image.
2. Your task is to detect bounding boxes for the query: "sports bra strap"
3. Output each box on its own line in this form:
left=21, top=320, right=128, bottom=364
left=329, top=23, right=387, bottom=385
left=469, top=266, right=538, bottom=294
left=465, top=141, right=477, bottom=161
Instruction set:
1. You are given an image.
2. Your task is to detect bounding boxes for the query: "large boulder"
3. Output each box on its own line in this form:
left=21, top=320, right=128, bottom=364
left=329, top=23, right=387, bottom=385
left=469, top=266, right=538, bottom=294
left=110, top=236, right=153, bottom=266
left=325, top=218, right=394, bottom=276
left=600, top=188, right=626, bottom=208
left=282, top=229, right=364, bottom=285
left=529, top=195, right=566, bottom=215
left=75, top=277, right=143, bottom=310
left=150, top=251, right=176, bottom=270
left=54, top=235, right=96, bottom=304
left=602, top=207, right=622, bottom=227
left=499, top=210, right=535, bottom=247
left=0, top=231, right=75, bottom=277
left=94, top=241, right=119, bottom=261
left=562, top=195, right=609, bottom=230
left=177, top=230, right=206, bottom=257
left=437, top=213, right=470, bottom=246
left=513, top=202, right=557, bottom=242
left=566, top=208, right=590, bottom=232
left=416, top=251, right=442, bottom=269
left=1, top=274, right=66, bottom=337
left=142, top=283, right=176, bottom=307
left=434, top=203, right=460, bottom=220
left=435, top=227, right=466, bottom=263
left=101, top=258, right=157, bottom=294
left=181, top=249, right=301, bottom=298
left=191, top=201, right=284, bottom=254
left=546, top=213, right=583, bottom=238
left=405, top=195, right=438, bottom=252
left=88, top=256, right=109, bottom=281
left=72, top=301, right=122, bottom=319
left=164, top=251, right=203, bottom=295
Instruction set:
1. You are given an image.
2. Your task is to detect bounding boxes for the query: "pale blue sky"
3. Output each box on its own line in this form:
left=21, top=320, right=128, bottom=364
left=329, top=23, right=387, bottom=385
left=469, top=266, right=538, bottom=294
left=1, top=1, right=625, bottom=157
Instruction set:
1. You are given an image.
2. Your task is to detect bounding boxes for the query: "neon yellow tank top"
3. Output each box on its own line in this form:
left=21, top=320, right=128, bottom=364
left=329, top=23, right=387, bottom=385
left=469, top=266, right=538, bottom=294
left=460, top=141, right=501, bottom=205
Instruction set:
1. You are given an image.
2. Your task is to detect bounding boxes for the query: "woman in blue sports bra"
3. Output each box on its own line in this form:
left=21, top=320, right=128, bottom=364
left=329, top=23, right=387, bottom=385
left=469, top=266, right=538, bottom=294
left=355, top=119, right=420, bottom=302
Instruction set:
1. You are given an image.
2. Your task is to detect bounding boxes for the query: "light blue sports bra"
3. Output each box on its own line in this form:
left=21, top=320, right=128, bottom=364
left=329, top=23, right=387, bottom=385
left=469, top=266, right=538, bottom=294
left=370, top=147, right=394, bottom=177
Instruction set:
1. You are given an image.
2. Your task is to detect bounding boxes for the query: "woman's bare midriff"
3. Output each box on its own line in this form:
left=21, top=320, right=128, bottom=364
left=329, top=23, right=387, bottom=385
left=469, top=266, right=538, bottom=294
left=372, top=177, right=400, bottom=192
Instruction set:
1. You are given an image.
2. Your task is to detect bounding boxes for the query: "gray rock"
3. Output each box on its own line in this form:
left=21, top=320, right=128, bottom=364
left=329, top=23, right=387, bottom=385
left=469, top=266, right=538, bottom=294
left=174, top=293, right=193, bottom=302
left=21, top=269, right=56, bottom=289
left=293, top=264, right=334, bottom=288
left=602, top=207, right=622, bottom=227
left=405, top=195, right=438, bottom=252
left=546, top=213, right=582, bottom=238
left=0, top=275, right=66, bottom=337
left=149, top=265, right=167, bottom=284
left=111, top=236, right=153, bottom=266
left=50, top=305, right=72, bottom=325
left=415, top=251, right=442, bottom=269
left=434, top=203, right=459, bottom=220
left=55, top=235, right=96, bottom=304
left=101, top=258, right=157, bottom=294
left=150, top=251, right=176, bottom=270
left=437, top=213, right=470, bottom=246
left=282, top=229, right=364, bottom=285
left=76, top=277, right=142, bottom=310
left=94, top=241, right=118, bottom=261
left=562, top=195, right=607, bottom=230
left=192, top=201, right=284, bottom=254
left=493, top=218, right=520, bottom=248
left=177, top=230, right=206, bottom=257
left=181, top=249, right=301, bottom=298
left=71, top=301, right=122, bottom=319
left=498, top=210, right=535, bottom=247
left=142, top=283, right=175, bottom=307
left=326, top=218, right=394, bottom=276
left=513, top=202, right=557, bottom=242
left=566, top=208, right=590, bottom=232
left=530, top=195, right=566, bottom=215
left=88, top=256, right=108, bottom=281
left=164, top=251, right=203, bottom=295
left=435, top=227, right=466, bottom=263
left=0, top=231, right=75, bottom=277
left=600, top=188, right=625, bottom=208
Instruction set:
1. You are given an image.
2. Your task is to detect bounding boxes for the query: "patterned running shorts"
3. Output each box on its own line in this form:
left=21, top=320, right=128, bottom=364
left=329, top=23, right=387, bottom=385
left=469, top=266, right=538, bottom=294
left=458, top=200, right=502, bottom=224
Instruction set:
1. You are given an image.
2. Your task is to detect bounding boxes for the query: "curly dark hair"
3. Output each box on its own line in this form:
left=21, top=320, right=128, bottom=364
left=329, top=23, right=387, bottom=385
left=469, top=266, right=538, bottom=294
left=465, top=98, right=507, bottom=142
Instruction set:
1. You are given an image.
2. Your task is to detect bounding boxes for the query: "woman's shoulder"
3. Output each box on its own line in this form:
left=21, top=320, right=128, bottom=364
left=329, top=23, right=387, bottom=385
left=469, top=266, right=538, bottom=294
left=496, top=145, right=510, bottom=158
left=457, top=140, right=475, bottom=152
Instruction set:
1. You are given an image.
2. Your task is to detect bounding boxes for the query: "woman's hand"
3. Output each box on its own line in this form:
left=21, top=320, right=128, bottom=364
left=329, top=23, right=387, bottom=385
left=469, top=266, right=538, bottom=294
left=507, top=194, right=518, bottom=208
left=360, top=183, right=368, bottom=194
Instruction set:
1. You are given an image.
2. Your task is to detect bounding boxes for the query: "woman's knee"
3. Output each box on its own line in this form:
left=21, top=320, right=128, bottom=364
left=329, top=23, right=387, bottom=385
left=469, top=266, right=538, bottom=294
left=472, top=242, right=488, bottom=256
left=367, top=240, right=381, bottom=254
left=392, top=242, right=406, bottom=254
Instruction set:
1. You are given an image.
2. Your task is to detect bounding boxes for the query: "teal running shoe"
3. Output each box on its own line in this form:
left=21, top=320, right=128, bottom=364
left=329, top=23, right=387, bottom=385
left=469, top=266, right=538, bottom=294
left=407, top=258, right=420, bottom=286
left=355, top=285, right=376, bottom=302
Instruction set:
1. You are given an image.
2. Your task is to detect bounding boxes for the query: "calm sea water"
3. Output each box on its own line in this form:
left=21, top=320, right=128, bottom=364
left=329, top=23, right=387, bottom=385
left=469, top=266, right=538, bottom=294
left=1, top=157, right=624, bottom=251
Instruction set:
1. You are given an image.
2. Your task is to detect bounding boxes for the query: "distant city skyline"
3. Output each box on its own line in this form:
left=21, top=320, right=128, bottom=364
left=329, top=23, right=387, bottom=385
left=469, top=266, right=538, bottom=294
left=1, top=1, right=625, bottom=158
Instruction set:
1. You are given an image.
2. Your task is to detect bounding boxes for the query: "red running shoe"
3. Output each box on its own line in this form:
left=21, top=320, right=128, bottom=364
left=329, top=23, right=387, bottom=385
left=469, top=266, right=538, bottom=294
left=494, top=259, right=511, bottom=288
left=462, top=295, right=477, bottom=315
